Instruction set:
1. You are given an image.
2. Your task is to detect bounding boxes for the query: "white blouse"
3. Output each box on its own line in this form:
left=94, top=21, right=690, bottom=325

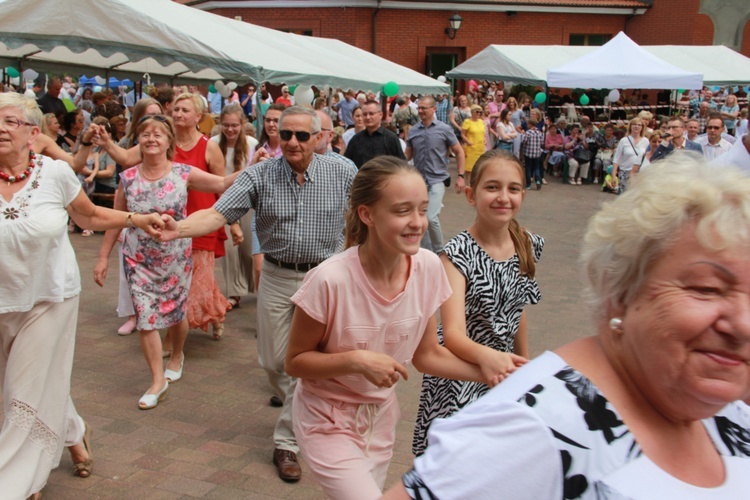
left=0, top=155, right=82, bottom=313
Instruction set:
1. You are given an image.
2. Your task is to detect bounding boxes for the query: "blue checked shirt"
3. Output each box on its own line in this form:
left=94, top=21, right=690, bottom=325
left=435, top=98, right=452, bottom=125
left=214, top=153, right=357, bottom=263
left=522, top=128, right=544, bottom=158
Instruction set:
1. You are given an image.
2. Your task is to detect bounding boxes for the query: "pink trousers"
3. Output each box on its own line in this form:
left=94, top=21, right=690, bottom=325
left=293, top=385, right=400, bottom=500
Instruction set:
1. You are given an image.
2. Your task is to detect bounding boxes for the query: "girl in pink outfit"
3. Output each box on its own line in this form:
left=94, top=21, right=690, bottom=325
left=286, top=157, right=490, bottom=499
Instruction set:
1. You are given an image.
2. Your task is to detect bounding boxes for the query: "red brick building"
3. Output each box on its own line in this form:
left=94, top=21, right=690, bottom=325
left=179, top=0, right=750, bottom=78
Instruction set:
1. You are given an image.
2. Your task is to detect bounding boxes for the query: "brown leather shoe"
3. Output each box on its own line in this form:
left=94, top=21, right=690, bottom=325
left=269, top=395, right=283, bottom=407
left=273, top=448, right=301, bottom=482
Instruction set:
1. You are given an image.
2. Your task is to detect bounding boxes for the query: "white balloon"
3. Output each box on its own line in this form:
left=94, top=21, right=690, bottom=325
left=227, top=82, right=237, bottom=91
left=93, top=85, right=102, bottom=92
left=22, top=69, right=38, bottom=80
left=608, top=89, right=620, bottom=103
left=437, top=75, right=447, bottom=83
left=293, top=84, right=315, bottom=106
left=94, top=76, right=106, bottom=85
left=219, top=86, right=232, bottom=99
left=215, top=81, right=226, bottom=95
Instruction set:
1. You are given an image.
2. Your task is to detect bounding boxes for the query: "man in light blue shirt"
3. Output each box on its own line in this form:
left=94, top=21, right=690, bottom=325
left=406, top=96, right=465, bottom=253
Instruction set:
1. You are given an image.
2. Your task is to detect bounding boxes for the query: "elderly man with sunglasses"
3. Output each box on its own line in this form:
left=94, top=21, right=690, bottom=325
left=159, top=106, right=357, bottom=483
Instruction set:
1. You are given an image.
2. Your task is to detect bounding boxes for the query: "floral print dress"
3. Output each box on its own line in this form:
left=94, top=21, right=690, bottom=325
left=120, top=163, right=192, bottom=330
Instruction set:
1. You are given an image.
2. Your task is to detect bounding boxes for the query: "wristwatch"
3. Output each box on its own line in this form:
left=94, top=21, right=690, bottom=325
left=126, top=212, right=135, bottom=228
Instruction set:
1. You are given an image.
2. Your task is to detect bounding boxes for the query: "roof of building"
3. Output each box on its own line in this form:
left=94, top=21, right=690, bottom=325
left=181, top=0, right=652, bottom=9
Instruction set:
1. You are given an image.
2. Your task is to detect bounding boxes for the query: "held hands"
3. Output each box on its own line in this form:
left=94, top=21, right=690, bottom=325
left=356, top=350, right=409, bottom=389
left=132, top=212, right=166, bottom=238
left=90, top=124, right=111, bottom=149
left=82, top=123, right=102, bottom=146
left=155, top=214, right=181, bottom=242
left=251, top=147, right=270, bottom=165
left=479, top=350, right=528, bottom=388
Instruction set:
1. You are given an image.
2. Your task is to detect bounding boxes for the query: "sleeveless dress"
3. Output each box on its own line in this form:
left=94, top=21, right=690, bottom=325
left=176, top=135, right=229, bottom=330
left=120, top=163, right=192, bottom=331
left=412, top=230, right=544, bottom=455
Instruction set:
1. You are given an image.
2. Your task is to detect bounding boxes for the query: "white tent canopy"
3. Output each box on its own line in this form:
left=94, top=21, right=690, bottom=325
left=646, top=45, right=750, bottom=86
left=0, top=0, right=448, bottom=94
left=547, top=32, right=703, bottom=90
left=448, top=40, right=750, bottom=88
left=446, top=45, right=590, bottom=86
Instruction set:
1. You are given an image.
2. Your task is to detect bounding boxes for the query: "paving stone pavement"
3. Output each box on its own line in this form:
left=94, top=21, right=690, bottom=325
left=31, top=167, right=615, bottom=498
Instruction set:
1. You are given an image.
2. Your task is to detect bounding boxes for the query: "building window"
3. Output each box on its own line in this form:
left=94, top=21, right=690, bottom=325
left=569, top=34, right=611, bottom=46
left=277, top=28, right=313, bottom=36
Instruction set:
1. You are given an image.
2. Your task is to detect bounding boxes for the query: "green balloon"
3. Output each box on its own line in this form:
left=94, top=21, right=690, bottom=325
left=288, top=84, right=298, bottom=94
left=579, top=94, right=590, bottom=106
left=208, top=84, right=216, bottom=93
left=383, top=81, right=400, bottom=97
left=677, top=89, right=686, bottom=94
left=5, top=67, right=19, bottom=78
left=534, top=92, right=546, bottom=104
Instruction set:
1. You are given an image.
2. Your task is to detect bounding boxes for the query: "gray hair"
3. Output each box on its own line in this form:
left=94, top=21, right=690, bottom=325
left=582, top=152, right=750, bottom=321
left=279, top=105, right=321, bottom=133
left=0, top=92, right=43, bottom=126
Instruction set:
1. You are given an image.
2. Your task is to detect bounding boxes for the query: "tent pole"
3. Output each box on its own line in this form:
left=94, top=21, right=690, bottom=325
left=255, top=80, right=264, bottom=139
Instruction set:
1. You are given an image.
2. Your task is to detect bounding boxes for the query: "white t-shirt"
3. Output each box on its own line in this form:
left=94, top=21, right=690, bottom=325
left=209, top=135, right=259, bottom=174
left=0, top=155, right=82, bottom=313
left=408, top=351, right=750, bottom=499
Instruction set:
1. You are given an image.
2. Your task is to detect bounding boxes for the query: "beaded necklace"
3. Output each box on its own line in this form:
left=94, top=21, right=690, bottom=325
left=0, top=152, right=38, bottom=185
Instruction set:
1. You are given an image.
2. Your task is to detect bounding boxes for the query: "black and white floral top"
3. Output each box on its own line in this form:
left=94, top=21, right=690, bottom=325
left=404, top=351, right=750, bottom=499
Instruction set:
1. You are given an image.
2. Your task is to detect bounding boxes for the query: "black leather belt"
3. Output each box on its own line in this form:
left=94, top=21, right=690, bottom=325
left=264, top=255, right=320, bottom=272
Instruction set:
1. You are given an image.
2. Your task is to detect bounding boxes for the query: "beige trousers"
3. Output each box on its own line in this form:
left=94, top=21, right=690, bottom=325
left=0, top=296, right=85, bottom=499
left=257, top=260, right=306, bottom=453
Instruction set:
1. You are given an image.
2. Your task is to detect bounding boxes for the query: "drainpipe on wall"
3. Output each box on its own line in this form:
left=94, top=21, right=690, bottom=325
left=372, top=0, right=381, bottom=54
left=624, top=8, right=637, bottom=34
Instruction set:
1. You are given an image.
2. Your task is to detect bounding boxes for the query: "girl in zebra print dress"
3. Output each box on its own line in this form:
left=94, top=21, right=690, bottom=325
left=285, top=157, right=488, bottom=499
left=413, top=149, right=544, bottom=455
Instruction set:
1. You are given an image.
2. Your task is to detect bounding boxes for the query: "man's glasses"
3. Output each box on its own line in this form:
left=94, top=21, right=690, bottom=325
left=705, top=125, right=722, bottom=130
left=416, top=106, right=434, bottom=111
left=279, top=130, right=318, bottom=142
left=1, top=116, right=34, bottom=130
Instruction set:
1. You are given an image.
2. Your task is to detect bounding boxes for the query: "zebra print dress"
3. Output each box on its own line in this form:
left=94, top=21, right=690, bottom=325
left=412, top=230, right=544, bottom=456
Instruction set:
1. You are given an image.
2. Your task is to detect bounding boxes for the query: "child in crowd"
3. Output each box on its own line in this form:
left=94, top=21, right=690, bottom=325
left=285, top=157, right=493, bottom=499
left=412, top=149, right=543, bottom=456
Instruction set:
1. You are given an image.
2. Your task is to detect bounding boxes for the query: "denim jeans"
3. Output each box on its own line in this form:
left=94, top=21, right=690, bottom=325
left=421, top=181, right=446, bottom=253
left=524, top=156, right=543, bottom=186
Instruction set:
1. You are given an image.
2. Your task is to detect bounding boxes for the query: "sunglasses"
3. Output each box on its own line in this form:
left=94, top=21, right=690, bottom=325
left=705, top=125, right=722, bottom=130
left=138, top=114, right=169, bottom=125
left=279, top=129, right=318, bottom=142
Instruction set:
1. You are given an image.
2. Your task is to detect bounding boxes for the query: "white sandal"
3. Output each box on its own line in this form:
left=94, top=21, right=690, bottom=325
left=164, top=356, right=184, bottom=383
left=138, top=381, right=168, bottom=410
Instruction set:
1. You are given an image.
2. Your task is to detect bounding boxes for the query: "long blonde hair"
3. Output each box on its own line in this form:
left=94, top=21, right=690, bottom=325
left=218, top=104, right=249, bottom=172
left=470, top=149, right=536, bottom=278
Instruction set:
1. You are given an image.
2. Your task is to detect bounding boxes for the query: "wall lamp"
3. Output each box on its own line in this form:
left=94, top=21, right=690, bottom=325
left=445, top=10, right=463, bottom=39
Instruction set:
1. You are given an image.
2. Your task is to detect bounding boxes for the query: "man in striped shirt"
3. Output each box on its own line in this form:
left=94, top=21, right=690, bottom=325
left=160, top=106, right=357, bottom=483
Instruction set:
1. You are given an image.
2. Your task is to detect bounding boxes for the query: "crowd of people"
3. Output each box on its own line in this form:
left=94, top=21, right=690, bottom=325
left=1, top=74, right=749, bottom=499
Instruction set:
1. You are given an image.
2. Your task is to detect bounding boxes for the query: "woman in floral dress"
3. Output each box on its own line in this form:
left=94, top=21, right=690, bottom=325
left=94, top=115, right=238, bottom=410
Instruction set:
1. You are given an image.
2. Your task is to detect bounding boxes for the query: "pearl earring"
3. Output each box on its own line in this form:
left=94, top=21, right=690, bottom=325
left=609, top=317, right=623, bottom=332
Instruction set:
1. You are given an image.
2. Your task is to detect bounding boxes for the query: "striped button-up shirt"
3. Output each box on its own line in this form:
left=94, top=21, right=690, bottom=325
left=214, top=153, right=357, bottom=263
